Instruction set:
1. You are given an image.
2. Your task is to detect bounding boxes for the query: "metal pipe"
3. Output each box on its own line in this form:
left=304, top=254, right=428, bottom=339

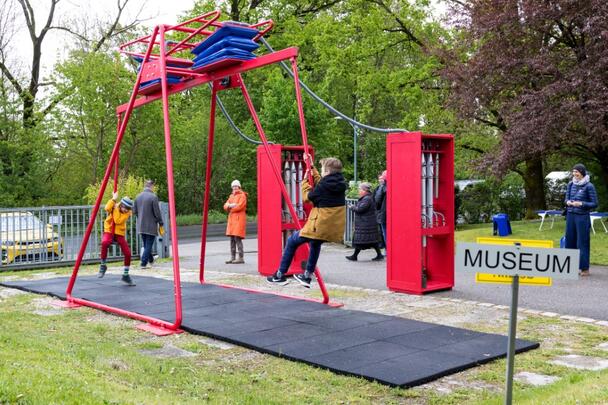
left=199, top=85, right=218, bottom=283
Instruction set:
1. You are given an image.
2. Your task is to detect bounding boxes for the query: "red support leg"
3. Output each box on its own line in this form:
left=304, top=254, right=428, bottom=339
left=65, top=26, right=160, bottom=300
left=237, top=74, right=332, bottom=305
left=199, top=84, right=218, bottom=283
left=158, top=24, right=183, bottom=331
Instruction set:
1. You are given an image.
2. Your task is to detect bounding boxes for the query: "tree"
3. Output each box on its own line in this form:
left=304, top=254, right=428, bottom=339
left=441, top=0, right=608, bottom=216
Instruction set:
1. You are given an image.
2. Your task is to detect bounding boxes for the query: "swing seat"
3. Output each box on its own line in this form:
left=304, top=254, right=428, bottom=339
left=138, top=77, right=183, bottom=95
left=191, top=24, right=259, bottom=55
left=193, top=36, right=259, bottom=60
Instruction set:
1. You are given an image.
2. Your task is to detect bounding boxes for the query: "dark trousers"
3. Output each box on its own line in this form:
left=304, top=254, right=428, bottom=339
left=379, top=223, right=387, bottom=249
left=229, top=236, right=244, bottom=258
left=279, top=230, right=324, bottom=274
left=140, top=234, right=156, bottom=266
left=565, top=213, right=591, bottom=270
left=101, top=232, right=131, bottom=266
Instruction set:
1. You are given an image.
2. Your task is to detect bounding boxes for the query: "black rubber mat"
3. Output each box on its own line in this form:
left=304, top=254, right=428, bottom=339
left=1, top=275, right=539, bottom=387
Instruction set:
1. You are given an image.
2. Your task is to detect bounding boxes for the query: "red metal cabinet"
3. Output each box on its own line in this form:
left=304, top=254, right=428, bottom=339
left=386, top=132, right=454, bottom=294
left=257, top=144, right=312, bottom=276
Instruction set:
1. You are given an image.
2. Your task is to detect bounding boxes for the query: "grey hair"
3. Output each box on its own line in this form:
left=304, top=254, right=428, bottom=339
left=144, top=179, right=155, bottom=188
left=359, top=182, right=372, bottom=192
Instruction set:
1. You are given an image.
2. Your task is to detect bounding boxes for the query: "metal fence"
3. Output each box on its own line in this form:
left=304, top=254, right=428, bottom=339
left=0, top=203, right=170, bottom=271
left=344, top=198, right=357, bottom=247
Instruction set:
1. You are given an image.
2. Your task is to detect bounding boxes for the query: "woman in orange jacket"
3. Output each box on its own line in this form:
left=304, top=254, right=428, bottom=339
left=223, top=180, right=247, bottom=264
left=97, top=192, right=135, bottom=285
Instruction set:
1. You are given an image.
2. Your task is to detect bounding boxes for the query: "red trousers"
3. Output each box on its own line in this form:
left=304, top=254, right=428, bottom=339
left=101, top=232, right=131, bottom=266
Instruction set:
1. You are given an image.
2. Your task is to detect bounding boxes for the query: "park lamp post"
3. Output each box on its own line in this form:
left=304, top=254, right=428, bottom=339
left=335, top=116, right=358, bottom=184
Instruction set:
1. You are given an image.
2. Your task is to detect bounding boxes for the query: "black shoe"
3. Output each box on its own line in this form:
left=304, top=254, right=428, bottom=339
left=121, top=274, right=136, bottom=286
left=345, top=255, right=358, bottom=261
left=266, top=272, right=289, bottom=286
left=97, top=264, right=107, bottom=278
left=293, top=273, right=312, bottom=288
left=372, top=254, right=385, bottom=261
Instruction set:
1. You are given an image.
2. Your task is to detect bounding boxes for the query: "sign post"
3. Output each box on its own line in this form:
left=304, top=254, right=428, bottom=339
left=456, top=242, right=579, bottom=405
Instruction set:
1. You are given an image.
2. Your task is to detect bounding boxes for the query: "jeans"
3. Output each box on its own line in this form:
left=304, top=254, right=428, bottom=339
left=278, top=230, right=324, bottom=274
left=379, top=223, right=387, bottom=250
left=565, top=213, right=591, bottom=270
left=140, top=233, right=156, bottom=266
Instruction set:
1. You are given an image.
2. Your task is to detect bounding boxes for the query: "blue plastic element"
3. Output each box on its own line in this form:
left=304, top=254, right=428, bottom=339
left=492, top=213, right=512, bottom=237
left=559, top=236, right=566, bottom=248
left=190, top=57, right=250, bottom=73
left=193, top=47, right=255, bottom=65
left=194, top=36, right=259, bottom=60
left=139, top=77, right=182, bottom=89
left=191, top=24, right=259, bottom=55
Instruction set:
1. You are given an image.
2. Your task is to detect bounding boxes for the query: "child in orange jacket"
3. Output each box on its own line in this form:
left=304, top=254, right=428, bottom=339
left=97, top=192, right=135, bottom=285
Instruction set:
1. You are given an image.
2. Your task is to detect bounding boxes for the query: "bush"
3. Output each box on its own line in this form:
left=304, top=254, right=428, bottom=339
left=83, top=176, right=147, bottom=205
left=458, top=175, right=525, bottom=223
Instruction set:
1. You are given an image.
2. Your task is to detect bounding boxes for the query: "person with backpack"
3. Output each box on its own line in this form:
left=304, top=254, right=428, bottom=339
left=564, top=163, right=598, bottom=276
left=97, top=192, right=135, bottom=285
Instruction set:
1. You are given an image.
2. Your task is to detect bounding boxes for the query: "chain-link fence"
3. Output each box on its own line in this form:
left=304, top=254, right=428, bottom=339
left=0, top=203, right=170, bottom=271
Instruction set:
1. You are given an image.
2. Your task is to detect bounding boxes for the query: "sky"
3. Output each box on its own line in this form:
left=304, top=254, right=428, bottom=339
left=9, top=0, right=198, bottom=78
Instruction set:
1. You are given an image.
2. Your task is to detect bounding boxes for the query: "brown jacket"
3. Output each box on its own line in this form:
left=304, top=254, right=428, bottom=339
left=224, top=190, right=247, bottom=238
left=299, top=168, right=347, bottom=243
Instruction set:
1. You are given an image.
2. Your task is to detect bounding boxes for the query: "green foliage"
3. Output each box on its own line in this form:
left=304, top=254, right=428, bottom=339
left=83, top=176, right=146, bottom=205
left=458, top=174, right=525, bottom=223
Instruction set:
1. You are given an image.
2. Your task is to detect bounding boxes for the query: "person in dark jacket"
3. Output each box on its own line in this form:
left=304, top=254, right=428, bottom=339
left=564, top=164, right=598, bottom=276
left=373, top=170, right=387, bottom=249
left=267, top=156, right=347, bottom=288
left=346, top=182, right=384, bottom=261
left=134, top=180, right=164, bottom=269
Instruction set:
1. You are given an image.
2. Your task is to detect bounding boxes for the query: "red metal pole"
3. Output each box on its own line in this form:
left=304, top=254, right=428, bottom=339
left=114, top=114, right=122, bottom=192
left=199, top=84, right=218, bottom=283
left=237, top=74, right=330, bottom=304
left=158, top=24, right=183, bottom=328
left=65, top=26, right=160, bottom=298
left=289, top=57, right=313, bottom=185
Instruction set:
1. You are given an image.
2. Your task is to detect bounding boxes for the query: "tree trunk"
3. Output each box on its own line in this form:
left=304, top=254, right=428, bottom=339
left=522, top=156, right=546, bottom=219
left=596, top=147, right=608, bottom=210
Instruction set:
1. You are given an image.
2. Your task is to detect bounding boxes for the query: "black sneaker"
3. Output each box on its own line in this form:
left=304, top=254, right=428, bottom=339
left=372, top=254, right=385, bottom=261
left=266, top=272, right=289, bottom=286
left=97, top=264, right=107, bottom=278
left=345, top=255, right=358, bottom=261
left=121, top=274, right=136, bottom=286
left=293, top=273, right=312, bottom=288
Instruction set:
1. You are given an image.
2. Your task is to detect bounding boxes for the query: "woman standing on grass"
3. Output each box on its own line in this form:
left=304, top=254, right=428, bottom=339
left=223, top=180, right=247, bottom=264
left=564, top=164, right=598, bottom=276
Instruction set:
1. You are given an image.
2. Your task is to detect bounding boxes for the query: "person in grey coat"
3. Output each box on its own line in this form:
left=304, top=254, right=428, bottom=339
left=134, top=180, right=164, bottom=268
left=346, top=182, right=384, bottom=261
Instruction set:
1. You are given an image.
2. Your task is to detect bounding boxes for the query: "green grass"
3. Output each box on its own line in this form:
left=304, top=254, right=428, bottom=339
left=1, top=267, right=608, bottom=404
left=456, top=219, right=608, bottom=266
left=176, top=211, right=256, bottom=226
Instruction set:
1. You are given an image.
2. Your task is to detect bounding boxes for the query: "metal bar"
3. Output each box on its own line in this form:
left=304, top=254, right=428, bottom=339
left=237, top=74, right=331, bottom=305
left=158, top=25, right=183, bottom=329
left=166, top=11, right=220, bottom=56
left=505, top=275, right=519, bottom=405
left=65, top=26, right=160, bottom=298
left=116, top=47, right=299, bottom=114
left=199, top=84, right=218, bottom=283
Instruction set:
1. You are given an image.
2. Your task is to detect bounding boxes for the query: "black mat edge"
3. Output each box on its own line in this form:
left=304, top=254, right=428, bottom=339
left=0, top=277, right=541, bottom=388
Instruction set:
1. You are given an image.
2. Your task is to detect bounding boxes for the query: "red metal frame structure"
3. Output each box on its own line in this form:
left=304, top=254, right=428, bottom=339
left=65, top=12, right=338, bottom=333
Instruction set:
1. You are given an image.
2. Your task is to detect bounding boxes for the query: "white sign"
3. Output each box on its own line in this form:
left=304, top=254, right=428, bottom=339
left=456, top=242, right=579, bottom=279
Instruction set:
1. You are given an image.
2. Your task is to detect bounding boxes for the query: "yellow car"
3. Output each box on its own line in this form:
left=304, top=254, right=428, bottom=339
left=0, top=212, right=63, bottom=265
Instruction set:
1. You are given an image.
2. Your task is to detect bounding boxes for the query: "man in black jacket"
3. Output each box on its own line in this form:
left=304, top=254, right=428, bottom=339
left=373, top=170, right=387, bottom=250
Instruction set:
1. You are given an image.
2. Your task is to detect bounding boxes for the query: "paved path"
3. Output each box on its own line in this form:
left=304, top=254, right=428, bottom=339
left=169, top=237, right=608, bottom=321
